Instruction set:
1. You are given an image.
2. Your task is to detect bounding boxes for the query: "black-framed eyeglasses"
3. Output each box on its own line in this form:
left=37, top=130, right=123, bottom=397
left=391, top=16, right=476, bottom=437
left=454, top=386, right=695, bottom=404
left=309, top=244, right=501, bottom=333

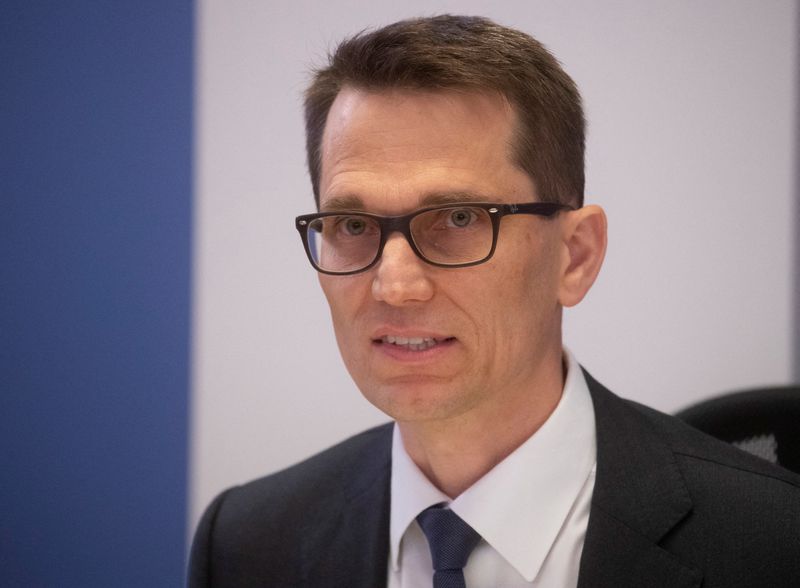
left=295, top=201, right=574, bottom=276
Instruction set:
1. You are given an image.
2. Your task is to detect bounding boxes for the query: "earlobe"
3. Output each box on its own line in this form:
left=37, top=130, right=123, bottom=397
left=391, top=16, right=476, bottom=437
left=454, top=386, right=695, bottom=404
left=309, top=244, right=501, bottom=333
left=558, top=205, right=607, bottom=307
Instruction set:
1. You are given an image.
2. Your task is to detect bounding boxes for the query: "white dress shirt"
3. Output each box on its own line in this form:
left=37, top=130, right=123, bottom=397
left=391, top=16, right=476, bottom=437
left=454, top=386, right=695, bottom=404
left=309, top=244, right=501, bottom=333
left=387, top=349, right=597, bottom=587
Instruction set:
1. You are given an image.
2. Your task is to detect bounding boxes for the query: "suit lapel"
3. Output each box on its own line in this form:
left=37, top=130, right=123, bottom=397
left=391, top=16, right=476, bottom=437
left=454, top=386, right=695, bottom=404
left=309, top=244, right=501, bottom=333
left=293, top=373, right=705, bottom=587
left=299, top=424, right=392, bottom=588
left=578, top=372, right=703, bottom=588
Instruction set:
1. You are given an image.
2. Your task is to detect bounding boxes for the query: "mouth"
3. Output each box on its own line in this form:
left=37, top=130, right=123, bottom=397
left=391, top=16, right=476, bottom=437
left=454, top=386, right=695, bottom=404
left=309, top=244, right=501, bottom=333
left=377, top=335, right=455, bottom=351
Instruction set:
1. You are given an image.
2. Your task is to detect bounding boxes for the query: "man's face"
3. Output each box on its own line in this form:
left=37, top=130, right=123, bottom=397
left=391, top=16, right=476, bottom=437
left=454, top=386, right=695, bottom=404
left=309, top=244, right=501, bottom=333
left=317, top=88, right=567, bottom=427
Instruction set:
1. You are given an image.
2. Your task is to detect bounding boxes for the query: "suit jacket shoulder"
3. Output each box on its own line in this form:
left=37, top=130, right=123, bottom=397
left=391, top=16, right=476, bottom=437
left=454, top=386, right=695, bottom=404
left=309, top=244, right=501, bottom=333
left=190, top=374, right=800, bottom=588
left=581, top=371, right=800, bottom=588
left=189, top=423, right=393, bottom=588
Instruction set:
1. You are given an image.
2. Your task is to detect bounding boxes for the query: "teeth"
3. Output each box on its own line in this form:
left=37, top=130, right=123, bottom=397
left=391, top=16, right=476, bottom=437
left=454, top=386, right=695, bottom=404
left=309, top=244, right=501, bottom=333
left=382, top=335, right=438, bottom=350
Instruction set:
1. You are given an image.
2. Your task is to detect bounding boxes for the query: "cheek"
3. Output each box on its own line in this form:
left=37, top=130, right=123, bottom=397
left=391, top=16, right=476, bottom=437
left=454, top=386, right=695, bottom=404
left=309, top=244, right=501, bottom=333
left=319, top=275, right=370, bottom=341
left=520, top=227, right=562, bottom=291
left=484, top=233, right=562, bottom=332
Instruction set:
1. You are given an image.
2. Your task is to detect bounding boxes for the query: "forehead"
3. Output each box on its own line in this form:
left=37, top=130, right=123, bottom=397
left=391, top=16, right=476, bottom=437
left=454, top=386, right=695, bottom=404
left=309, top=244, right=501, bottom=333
left=318, top=87, right=534, bottom=212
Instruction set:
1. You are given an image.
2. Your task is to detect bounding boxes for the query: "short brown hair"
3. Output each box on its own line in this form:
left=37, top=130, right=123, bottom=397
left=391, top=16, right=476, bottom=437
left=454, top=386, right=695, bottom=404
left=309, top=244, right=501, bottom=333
left=304, top=14, right=585, bottom=208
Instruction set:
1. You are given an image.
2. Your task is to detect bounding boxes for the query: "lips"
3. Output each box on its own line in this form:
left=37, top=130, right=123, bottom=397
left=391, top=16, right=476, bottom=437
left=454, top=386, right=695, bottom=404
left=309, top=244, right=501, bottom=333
left=375, top=333, right=457, bottom=352
left=381, top=335, right=438, bottom=351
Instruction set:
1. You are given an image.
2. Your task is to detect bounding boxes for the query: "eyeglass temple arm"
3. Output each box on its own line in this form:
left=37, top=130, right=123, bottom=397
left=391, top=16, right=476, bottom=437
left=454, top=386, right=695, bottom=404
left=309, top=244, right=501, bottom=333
left=499, top=202, right=574, bottom=216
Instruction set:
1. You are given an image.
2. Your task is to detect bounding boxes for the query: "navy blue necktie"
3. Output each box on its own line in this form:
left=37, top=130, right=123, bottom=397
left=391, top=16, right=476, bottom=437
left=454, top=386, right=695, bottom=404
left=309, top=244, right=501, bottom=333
left=416, top=506, right=482, bottom=588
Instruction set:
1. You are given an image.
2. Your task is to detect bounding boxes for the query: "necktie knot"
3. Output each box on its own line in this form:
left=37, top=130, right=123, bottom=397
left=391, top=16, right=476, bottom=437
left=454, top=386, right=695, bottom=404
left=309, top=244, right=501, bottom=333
left=416, top=506, right=481, bottom=588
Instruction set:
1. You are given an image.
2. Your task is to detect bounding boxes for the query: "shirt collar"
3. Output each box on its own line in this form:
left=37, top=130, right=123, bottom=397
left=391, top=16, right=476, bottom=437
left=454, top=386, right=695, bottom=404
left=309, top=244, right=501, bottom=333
left=389, top=349, right=597, bottom=580
left=389, top=425, right=450, bottom=572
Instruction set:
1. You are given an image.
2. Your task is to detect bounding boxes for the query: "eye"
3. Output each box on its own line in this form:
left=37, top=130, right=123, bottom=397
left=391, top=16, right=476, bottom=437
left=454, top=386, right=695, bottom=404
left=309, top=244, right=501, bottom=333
left=447, top=208, right=477, bottom=228
left=341, top=216, right=367, bottom=236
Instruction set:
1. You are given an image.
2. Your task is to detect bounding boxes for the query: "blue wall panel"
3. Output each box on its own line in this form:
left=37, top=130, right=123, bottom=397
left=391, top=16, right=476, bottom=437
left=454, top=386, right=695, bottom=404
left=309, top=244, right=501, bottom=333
left=1, top=2, right=193, bottom=585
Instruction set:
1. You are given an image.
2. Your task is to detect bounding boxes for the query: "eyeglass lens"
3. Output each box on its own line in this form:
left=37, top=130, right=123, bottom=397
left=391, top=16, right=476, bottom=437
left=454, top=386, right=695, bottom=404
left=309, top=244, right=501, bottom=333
left=307, top=205, right=494, bottom=273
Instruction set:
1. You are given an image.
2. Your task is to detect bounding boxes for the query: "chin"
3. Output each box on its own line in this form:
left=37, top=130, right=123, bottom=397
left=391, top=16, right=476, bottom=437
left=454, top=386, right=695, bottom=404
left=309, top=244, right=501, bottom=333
left=359, top=378, right=471, bottom=422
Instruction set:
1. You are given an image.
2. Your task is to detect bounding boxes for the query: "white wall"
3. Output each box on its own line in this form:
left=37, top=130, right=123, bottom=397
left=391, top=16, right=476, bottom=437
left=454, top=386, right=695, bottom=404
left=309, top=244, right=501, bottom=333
left=191, top=0, right=797, bottom=527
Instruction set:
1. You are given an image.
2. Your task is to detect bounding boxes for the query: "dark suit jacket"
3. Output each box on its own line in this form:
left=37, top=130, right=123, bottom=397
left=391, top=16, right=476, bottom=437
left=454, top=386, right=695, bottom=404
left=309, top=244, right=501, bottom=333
left=189, top=372, right=800, bottom=587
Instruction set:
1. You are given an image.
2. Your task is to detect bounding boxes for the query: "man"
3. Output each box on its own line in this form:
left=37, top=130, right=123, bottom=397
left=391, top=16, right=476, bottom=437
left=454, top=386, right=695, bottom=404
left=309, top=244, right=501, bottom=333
left=190, top=15, right=800, bottom=587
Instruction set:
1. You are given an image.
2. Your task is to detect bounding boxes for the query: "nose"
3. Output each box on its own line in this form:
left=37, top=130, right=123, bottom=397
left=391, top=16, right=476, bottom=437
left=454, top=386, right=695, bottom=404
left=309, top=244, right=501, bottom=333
left=371, top=233, right=434, bottom=305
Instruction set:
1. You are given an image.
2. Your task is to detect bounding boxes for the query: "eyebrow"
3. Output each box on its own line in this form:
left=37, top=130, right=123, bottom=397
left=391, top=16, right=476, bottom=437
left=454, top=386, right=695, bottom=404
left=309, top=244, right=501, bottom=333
left=418, top=191, right=490, bottom=206
left=320, top=191, right=492, bottom=213
left=319, top=195, right=365, bottom=212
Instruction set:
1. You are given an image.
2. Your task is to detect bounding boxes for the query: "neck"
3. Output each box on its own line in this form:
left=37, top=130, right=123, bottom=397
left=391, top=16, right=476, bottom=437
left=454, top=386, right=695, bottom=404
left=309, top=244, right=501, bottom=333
left=397, top=350, right=566, bottom=498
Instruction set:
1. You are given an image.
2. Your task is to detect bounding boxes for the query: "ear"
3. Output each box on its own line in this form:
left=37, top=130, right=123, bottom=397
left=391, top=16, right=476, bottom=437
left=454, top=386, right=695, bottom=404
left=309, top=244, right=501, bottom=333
left=558, top=205, right=607, bottom=307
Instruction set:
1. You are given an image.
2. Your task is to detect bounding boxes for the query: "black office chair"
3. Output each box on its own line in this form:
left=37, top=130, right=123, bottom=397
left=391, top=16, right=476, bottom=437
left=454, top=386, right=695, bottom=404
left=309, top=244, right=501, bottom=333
left=675, top=385, right=800, bottom=475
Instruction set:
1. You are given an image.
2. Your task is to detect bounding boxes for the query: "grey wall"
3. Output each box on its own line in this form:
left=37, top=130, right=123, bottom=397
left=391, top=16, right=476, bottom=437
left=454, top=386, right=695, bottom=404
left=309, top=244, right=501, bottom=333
left=191, top=0, right=798, bottom=528
left=796, top=7, right=800, bottom=382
